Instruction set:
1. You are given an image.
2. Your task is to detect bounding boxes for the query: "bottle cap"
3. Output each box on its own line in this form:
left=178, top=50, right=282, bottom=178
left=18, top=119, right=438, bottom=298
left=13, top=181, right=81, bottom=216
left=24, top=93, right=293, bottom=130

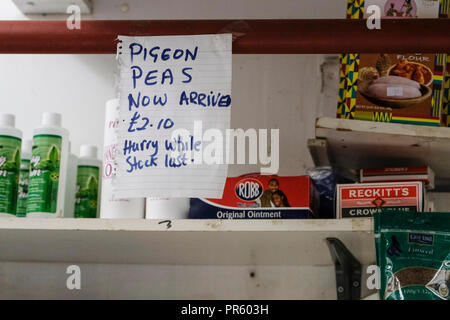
left=22, top=139, right=33, bottom=154
left=42, top=112, right=62, bottom=127
left=0, top=114, right=15, bottom=127
left=80, top=144, right=97, bottom=158
left=106, top=98, right=119, bottom=111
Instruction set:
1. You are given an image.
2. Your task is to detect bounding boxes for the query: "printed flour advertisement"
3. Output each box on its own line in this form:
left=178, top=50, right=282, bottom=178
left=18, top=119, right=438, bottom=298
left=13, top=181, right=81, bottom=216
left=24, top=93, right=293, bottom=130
left=338, top=0, right=446, bottom=125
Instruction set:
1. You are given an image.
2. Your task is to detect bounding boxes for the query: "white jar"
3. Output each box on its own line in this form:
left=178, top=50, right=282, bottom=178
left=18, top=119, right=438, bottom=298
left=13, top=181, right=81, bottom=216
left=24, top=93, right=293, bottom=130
left=100, top=99, right=145, bottom=219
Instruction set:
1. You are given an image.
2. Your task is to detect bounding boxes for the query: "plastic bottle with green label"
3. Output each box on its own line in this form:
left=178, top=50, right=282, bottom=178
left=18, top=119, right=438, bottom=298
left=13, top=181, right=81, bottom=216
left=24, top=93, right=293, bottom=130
left=26, top=113, right=69, bottom=218
left=16, top=139, right=32, bottom=217
left=64, top=141, right=78, bottom=218
left=74, top=145, right=101, bottom=218
left=0, top=114, right=22, bottom=217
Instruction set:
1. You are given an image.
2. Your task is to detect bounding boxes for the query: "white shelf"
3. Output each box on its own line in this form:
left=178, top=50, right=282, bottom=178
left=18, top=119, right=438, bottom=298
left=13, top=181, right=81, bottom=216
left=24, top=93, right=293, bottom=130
left=12, top=0, right=92, bottom=14
left=311, top=117, right=450, bottom=190
left=0, top=218, right=375, bottom=266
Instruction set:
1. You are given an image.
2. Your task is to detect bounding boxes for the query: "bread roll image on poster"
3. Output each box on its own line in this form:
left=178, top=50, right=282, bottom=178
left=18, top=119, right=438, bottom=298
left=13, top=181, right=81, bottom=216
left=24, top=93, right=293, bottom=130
left=372, top=76, right=421, bottom=89
left=367, top=83, right=422, bottom=100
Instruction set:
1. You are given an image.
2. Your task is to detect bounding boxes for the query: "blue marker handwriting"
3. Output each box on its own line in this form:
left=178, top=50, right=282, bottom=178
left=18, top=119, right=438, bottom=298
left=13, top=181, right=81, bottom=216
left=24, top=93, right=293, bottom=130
left=128, top=112, right=174, bottom=132
left=126, top=154, right=158, bottom=173
left=123, top=138, right=158, bottom=156
left=165, top=135, right=202, bottom=152
left=179, top=90, right=231, bottom=107
left=128, top=92, right=167, bottom=110
left=129, top=43, right=198, bottom=64
left=122, top=38, right=228, bottom=175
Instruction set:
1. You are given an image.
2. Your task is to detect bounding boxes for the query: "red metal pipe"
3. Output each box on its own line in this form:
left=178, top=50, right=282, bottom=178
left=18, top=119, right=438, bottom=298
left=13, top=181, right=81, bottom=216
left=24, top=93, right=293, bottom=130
left=0, top=19, right=449, bottom=54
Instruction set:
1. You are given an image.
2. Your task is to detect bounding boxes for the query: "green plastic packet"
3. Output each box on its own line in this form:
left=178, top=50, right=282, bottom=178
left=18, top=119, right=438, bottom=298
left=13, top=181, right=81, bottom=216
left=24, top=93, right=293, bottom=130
left=374, top=211, right=450, bottom=300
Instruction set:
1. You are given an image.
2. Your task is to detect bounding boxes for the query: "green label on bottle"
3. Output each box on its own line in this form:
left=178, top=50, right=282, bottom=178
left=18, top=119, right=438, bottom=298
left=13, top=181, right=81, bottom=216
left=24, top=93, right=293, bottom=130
left=26, top=135, right=62, bottom=214
left=0, top=135, right=21, bottom=215
left=16, top=158, right=30, bottom=217
left=74, top=166, right=99, bottom=218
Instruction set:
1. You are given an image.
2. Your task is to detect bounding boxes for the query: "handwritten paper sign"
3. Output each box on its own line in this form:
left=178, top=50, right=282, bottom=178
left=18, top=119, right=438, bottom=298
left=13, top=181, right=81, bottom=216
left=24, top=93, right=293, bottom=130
left=113, top=34, right=232, bottom=198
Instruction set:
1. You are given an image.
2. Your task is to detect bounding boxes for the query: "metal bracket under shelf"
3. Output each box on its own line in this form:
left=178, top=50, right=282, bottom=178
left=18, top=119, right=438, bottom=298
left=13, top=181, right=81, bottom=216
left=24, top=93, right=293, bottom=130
left=326, top=237, right=362, bottom=300
left=307, top=138, right=330, bottom=167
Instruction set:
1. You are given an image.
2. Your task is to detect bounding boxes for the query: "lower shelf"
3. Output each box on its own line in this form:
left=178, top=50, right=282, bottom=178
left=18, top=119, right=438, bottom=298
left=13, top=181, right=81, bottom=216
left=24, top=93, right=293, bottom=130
left=0, top=218, right=375, bottom=266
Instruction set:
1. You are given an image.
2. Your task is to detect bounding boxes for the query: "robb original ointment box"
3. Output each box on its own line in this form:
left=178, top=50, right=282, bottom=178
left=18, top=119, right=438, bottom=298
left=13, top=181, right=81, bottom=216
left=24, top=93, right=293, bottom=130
left=336, top=181, right=424, bottom=218
left=189, top=175, right=318, bottom=219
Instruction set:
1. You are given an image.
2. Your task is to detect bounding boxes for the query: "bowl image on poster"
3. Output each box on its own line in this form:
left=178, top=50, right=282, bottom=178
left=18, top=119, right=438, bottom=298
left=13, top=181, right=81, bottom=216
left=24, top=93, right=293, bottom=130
left=357, top=55, right=434, bottom=109
left=387, top=60, right=433, bottom=87
left=358, top=77, right=431, bottom=109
